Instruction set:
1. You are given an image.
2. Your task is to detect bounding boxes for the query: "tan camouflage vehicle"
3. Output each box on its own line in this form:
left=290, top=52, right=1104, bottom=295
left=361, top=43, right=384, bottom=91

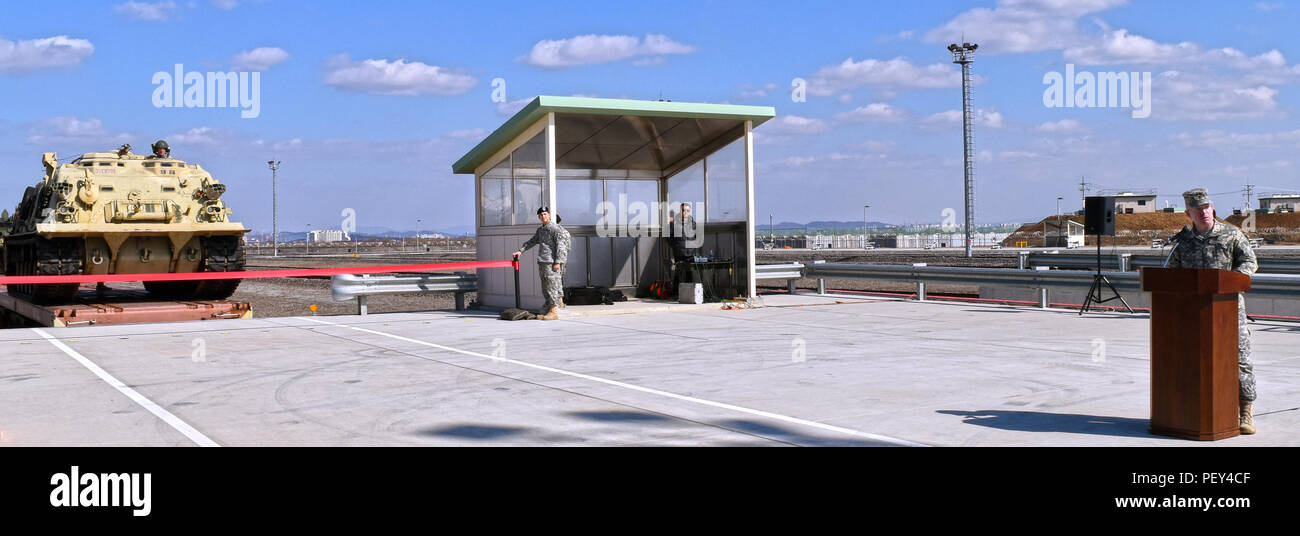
left=2, top=144, right=247, bottom=303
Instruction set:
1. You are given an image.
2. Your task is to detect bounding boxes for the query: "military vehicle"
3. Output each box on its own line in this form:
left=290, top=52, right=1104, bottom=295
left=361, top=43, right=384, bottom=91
left=2, top=144, right=247, bottom=303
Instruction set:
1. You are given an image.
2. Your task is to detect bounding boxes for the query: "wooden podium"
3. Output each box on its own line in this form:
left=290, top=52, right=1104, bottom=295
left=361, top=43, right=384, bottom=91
left=1140, top=267, right=1250, bottom=440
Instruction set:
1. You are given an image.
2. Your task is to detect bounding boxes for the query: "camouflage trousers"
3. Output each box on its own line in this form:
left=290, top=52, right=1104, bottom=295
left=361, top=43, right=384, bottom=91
left=538, top=262, right=564, bottom=309
left=1238, top=293, right=1256, bottom=402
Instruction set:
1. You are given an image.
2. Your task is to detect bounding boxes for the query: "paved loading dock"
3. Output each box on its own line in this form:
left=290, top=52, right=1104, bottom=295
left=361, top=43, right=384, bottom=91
left=2, top=296, right=1296, bottom=446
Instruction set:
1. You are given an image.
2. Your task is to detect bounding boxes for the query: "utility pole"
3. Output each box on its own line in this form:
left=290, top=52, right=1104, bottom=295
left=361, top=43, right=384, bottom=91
left=948, top=41, right=978, bottom=257
left=1079, top=176, right=1089, bottom=209
left=306, top=223, right=312, bottom=255
left=1244, top=181, right=1255, bottom=211
left=417, top=219, right=422, bottom=252
left=863, top=204, right=870, bottom=249
left=267, top=160, right=281, bottom=257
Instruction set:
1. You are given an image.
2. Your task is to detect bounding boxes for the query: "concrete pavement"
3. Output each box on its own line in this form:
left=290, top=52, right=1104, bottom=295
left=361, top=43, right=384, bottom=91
left=2, top=295, right=1296, bottom=446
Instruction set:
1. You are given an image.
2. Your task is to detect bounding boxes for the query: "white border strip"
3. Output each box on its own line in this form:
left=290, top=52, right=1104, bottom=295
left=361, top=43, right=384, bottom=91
left=300, top=317, right=927, bottom=447
left=33, top=329, right=220, bottom=447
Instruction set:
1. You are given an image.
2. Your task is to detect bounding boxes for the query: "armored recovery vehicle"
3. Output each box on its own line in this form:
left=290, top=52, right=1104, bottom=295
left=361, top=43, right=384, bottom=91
left=2, top=145, right=247, bottom=303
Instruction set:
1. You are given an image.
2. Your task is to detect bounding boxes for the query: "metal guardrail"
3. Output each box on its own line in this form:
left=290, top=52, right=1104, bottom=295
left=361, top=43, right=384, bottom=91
left=331, top=272, right=476, bottom=315
left=754, top=263, right=806, bottom=293
left=1021, top=252, right=1300, bottom=274
left=757, top=262, right=1300, bottom=308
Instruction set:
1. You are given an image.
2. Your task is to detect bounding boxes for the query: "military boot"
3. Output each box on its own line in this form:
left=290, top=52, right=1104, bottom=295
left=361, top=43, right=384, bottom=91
left=1240, top=402, right=1255, bottom=435
left=538, top=306, right=559, bottom=321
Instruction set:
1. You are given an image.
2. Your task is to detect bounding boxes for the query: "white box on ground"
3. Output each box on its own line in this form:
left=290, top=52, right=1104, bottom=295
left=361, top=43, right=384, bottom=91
left=678, top=283, right=703, bottom=304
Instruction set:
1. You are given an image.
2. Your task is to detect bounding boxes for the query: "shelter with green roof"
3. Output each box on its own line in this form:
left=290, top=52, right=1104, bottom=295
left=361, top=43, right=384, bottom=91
left=453, top=96, right=775, bottom=310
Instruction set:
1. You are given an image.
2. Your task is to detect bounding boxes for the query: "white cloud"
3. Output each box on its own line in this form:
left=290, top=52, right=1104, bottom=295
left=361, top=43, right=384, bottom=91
left=26, top=117, right=130, bottom=145
left=169, top=126, right=223, bottom=145
left=0, top=35, right=95, bottom=73
left=1037, top=119, right=1087, bottom=133
left=1064, top=29, right=1295, bottom=78
left=114, top=1, right=178, bottom=21
left=1218, top=160, right=1291, bottom=176
left=1174, top=128, right=1300, bottom=152
left=521, top=34, right=695, bottom=69
left=997, top=150, right=1043, bottom=160
left=875, top=30, right=916, bottom=43
left=835, top=103, right=905, bottom=123
left=1151, top=71, right=1282, bottom=121
left=849, top=140, right=897, bottom=154
left=323, top=55, right=477, bottom=96
left=925, top=0, right=1128, bottom=54
left=808, top=57, right=966, bottom=96
left=212, top=0, right=239, bottom=8
left=444, top=128, right=489, bottom=140
left=232, top=47, right=289, bottom=71
left=767, top=115, right=832, bottom=135
left=737, top=82, right=779, bottom=99
left=496, top=97, right=531, bottom=116
left=1254, top=2, right=1284, bottom=11
left=923, top=108, right=1005, bottom=129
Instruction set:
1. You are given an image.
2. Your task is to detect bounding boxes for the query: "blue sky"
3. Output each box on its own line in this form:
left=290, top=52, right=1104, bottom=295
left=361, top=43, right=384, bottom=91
left=2, top=0, right=1298, bottom=234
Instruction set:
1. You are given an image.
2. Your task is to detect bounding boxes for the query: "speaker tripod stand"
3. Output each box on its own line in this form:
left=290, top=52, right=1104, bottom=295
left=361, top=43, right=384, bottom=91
left=1079, top=235, right=1133, bottom=315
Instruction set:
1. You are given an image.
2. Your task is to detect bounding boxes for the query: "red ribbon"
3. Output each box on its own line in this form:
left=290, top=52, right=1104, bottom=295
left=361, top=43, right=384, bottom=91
left=0, top=260, right=517, bottom=285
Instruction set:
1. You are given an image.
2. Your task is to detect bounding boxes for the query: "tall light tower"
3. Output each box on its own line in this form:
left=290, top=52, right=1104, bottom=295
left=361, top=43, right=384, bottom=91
left=267, top=160, right=281, bottom=257
left=948, top=41, right=978, bottom=257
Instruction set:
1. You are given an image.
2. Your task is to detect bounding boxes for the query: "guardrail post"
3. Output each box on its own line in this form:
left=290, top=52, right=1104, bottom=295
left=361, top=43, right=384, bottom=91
left=1119, top=253, right=1131, bottom=272
left=357, top=295, right=368, bottom=316
left=454, top=271, right=468, bottom=310
left=1039, top=288, right=1049, bottom=309
left=787, top=279, right=796, bottom=294
left=917, top=281, right=927, bottom=301
left=1018, top=251, right=1030, bottom=269
left=817, top=278, right=825, bottom=295
left=513, top=260, right=521, bottom=309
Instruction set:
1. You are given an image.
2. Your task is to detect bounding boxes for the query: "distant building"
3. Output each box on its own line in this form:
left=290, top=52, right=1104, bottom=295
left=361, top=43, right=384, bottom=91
left=1044, top=219, right=1085, bottom=248
left=1108, top=191, right=1157, bottom=214
left=1259, top=194, right=1299, bottom=212
left=308, top=229, right=351, bottom=243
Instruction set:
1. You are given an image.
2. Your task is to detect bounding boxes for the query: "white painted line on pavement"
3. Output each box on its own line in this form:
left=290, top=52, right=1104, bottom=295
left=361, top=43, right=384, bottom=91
left=299, top=316, right=928, bottom=447
left=33, top=328, right=220, bottom=447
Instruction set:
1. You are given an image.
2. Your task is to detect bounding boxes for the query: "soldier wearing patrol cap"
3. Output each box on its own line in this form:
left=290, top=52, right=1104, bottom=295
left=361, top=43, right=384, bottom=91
left=1167, top=187, right=1259, bottom=434
left=512, top=206, right=569, bottom=320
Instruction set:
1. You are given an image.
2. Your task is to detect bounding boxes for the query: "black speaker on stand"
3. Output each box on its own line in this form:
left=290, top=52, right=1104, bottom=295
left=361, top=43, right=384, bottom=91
left=1080, top=196, right=1133, bottom=314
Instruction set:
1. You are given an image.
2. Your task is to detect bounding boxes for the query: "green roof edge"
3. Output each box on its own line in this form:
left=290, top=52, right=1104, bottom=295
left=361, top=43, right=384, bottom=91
left=451, top=96, right=776, bottom=174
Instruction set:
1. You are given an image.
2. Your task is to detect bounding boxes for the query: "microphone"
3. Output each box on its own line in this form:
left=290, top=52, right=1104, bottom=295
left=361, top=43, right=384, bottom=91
left=1163, top=225, right=1192, bottom=267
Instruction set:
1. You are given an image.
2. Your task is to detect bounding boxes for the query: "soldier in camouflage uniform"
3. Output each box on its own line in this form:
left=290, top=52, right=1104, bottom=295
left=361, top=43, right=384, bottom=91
left=1165, top=188, right=1258, bottom=434
left=554, top=215, right=571, bottom=309
left=513, top=206, right=569, bottom=320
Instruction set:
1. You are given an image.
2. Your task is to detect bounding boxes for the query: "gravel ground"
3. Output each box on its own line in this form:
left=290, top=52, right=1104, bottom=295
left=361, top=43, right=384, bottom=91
left=238, top=251, right=480, bottom=317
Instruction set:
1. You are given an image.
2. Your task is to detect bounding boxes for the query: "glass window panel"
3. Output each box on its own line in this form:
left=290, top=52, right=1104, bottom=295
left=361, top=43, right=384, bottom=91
left=667, top=160, right=704, bottom=222
left=557, top=179, right=603, bottom=225
left=512, top=131, right=547, bottom=179
left=480, top=158, right=511, bottom=227
left=481, top=179, right=511, bottom=226
left=513, top=178, right=545, bottom=225
left=605, top=179, right=660, bottom=230
left=705, top=140, right=746, bottom=222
